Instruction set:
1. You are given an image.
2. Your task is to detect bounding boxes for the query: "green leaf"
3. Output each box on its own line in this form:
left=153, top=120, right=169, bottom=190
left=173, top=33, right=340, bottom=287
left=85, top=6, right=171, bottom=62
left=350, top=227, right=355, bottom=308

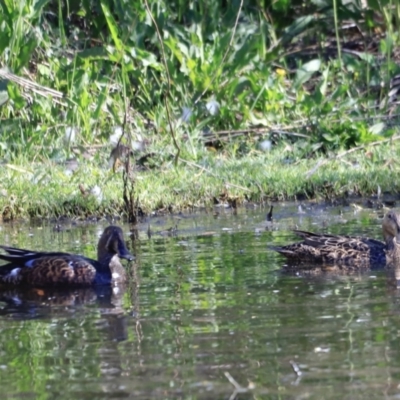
left=272, top=0, right=291, bottom=12
left=302, top=59, right=321, bottom=72
left=100, top=1, right=123, bottom=52
left=128, top=47, right=163, bottom=70
left=294, top=71, right=313, bottom=88
left=77, top=47, right=110, bottom=60
left=319, top=67, right=329, bottom=96
left=281, top=16, right=314, bottom=45
left=7, top=84, right=25, bottom=109
left=31, top=0, right=50, bottom=18
left=37, top=64, right=51, bottom=78
left=16, top=37, right=37, bottom=71
left=0, top=0, right=14, bottom=17
left=294, top=59, right=321, bottom=88
left=368, top=122, right=385, bottom=135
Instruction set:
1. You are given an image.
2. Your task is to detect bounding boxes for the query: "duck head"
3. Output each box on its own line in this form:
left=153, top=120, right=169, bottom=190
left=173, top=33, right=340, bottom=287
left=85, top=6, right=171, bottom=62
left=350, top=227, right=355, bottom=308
left=382, top=210, right=400, bottom=247
left=98, top=226, right=134, bottom=262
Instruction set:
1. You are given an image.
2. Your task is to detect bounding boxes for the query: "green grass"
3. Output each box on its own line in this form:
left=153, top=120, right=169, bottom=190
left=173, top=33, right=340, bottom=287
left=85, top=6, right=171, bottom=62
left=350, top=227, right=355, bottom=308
left=1, top=141, right=399, bottom=219
left=1, top=0, right=400, bottom=220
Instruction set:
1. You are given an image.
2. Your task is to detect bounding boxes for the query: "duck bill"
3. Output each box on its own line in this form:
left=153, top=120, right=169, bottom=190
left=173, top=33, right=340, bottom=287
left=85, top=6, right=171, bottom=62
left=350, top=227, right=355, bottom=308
left=118, top=244, right=134, bottom=261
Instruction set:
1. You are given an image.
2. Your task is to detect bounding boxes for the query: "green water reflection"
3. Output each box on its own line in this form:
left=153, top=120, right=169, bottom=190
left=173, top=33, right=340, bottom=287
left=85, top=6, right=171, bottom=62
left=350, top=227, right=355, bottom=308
left=0, top=205, right=399, bottom=399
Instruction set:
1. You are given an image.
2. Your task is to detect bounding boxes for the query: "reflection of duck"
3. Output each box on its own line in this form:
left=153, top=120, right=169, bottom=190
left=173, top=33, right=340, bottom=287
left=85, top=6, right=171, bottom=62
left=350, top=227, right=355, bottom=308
left=0, top=287, right=100, bottom=308
left=0, top=286, right=129, bottom=340
left=0, top=226, right=134, bottom=286
left=272, top=210, right=400, bottom=266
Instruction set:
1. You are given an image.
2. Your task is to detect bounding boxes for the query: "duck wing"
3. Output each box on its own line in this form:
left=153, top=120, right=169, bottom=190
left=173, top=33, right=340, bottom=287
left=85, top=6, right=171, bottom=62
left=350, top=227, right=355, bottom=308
left=0, top=245, right=98, bottom=266
left=293, top=230, right=385, bottom=251
left=0, top=246, right=103, bottom=286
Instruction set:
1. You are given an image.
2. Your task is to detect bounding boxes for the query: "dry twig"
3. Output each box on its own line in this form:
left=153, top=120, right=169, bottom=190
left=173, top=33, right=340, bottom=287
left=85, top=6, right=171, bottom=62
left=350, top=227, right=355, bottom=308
left=224, top=371, right=255, bottom=400
left=0, top=67, right=64, bottom=99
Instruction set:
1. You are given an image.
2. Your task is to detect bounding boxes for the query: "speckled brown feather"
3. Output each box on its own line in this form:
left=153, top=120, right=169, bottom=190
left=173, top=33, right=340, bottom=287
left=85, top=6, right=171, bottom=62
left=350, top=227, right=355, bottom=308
left=0, top=257, right=97, bottom=285
left=274, top=232, right=386, bottom=265
left=272, top=210, right=400, bottom=266
left=0, top=226, right=134, bottom=287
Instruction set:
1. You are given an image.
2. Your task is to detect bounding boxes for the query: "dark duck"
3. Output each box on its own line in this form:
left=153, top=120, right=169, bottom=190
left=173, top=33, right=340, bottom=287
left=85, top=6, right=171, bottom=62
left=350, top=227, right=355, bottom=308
left=272, top=210, right=400, bottom=266
left=0, top=226, right=134, bottom=286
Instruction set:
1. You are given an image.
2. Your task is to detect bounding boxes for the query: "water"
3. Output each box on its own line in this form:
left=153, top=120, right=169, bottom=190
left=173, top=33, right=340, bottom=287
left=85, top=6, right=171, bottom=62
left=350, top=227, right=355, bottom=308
left=0, top=203, right=399, bottom=399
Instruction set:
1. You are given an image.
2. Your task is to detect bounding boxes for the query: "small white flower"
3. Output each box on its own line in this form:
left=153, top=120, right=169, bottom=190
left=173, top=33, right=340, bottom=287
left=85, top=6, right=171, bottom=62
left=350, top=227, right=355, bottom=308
left=206, top=99, right=220, bottom=116
left=64, top=126, right=77, bottom=144
left=90, top=185, right=103, bottom=203
left=259, top=139, right=272, bottom=151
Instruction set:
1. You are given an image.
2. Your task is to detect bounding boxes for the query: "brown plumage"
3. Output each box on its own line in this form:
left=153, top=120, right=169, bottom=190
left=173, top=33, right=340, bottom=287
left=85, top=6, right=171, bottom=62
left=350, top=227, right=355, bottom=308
left=0, top=226, right=134, bottom=286
left=272, top=210, right=400, bottom=266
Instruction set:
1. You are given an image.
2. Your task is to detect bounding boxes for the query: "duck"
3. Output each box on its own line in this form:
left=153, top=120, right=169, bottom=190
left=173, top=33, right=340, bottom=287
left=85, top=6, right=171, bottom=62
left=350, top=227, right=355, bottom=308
left=272, top=210, right=400, bottom=266
left=0, top=226, right=134, bottom=286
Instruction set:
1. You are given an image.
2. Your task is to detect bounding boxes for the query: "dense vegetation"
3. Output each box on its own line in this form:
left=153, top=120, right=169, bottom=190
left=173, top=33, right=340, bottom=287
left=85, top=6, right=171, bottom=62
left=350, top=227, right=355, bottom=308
left=0, top=0, right=399, bottom=219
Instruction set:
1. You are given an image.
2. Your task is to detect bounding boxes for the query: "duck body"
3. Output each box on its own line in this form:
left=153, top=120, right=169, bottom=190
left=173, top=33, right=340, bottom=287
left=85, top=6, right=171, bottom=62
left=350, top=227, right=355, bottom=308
left=0, top=226, right=134, bottom=287
left=272, top=210, right=400, bottom=267
left=273, top=230, right=387, bottom=266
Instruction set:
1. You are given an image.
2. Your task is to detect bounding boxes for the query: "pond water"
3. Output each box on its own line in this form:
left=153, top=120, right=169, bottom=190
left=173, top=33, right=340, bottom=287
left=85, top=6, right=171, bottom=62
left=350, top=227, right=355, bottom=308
left=0, top=202, right=400, bottom=399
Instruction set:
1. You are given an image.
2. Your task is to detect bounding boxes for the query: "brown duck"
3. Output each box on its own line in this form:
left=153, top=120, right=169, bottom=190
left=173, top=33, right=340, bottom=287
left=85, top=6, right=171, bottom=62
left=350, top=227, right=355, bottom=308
left=0, top=226, right=134, bottom=286
left=272, top=210, right=400, bottom=266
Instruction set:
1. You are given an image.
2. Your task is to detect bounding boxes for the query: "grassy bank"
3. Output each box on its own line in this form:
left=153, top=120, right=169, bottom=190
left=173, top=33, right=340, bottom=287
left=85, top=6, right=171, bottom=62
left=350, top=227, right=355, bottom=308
left=1, top=140, right=399, bottom=220
left=2, top=1, right=400, bottom=220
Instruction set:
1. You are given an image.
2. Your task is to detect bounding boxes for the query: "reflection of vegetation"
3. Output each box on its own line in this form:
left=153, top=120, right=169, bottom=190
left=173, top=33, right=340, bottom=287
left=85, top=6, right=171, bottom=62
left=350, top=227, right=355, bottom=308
left=0, top=215, right=399, bottom=397
left=0, top=317, right=102, bottom=397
